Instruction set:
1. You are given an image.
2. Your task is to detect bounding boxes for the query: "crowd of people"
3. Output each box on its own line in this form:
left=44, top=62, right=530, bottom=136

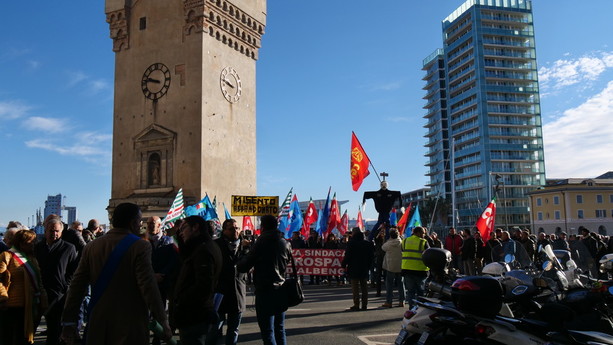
left=2, top=207, right=612, bottom=345
left=0, top=205, right=290, bottom=345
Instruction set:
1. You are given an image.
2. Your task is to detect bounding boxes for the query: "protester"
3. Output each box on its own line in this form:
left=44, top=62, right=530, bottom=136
left=402, top=226, right=429, bottom=308
left=323, top=233, right=341, bottom=286
left=518, top=230, right=536, bottom=262
left=62, top=221, right=87, bottom=257
left=552, top=231, right=570, bottom=251
left=0, top=226, right=20, bottom=254
left=428, top=232, right=443, bottom=249
left=289, top=231, right=305, bottom=284
left=474, top=230, right=485, bottom=274
left=342, top=227, right=374, bottom=311
left=207, top=218, right=249, bottom=345
left=61, top=203, right=171, bottom=345
left=36, top=216, right=79, bottom=345
left=147, top=216, right=179, bottom=345
left=460, top=228, right=476, bottom=275
left=306, top=230, right=322, bottom=285
left=444, top=227, right=462, bottom=270
left=484, top=231, right=501, bottom=264
left=381, top=228, right=404, bottom=308
left=0, top=229, right=48, bottom=345
left=173, top=216, right=222, bottom=345
left=500, top=231, right=517, bottom=262
left=237, top=215, right=291, bottom=345
left=83, top=219, right=102, bottom=243
left=373, top=226, right=386, bottom=295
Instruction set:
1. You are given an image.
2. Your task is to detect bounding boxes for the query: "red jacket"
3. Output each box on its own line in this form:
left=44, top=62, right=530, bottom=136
left=444, top=234, right=463, bottom=256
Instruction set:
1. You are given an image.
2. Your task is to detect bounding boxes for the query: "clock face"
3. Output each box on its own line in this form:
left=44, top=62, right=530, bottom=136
left=141, top=63, right=171, bottom=100
left=220, top=67, right=242, bottom=103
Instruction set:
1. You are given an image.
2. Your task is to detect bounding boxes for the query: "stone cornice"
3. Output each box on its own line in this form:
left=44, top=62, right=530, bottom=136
left=106, top=7, right=130, bottom=52
left=184, top=0, right=265, bottom=60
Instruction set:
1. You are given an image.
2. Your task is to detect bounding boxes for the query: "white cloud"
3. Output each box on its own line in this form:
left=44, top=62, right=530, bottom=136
left=25, top=131, right=112, bottom=165
left=22, top=116, right=67, bottom=133
left=87, top=79, right=110, bottom=95
left=67, top=71, right=88, bottom=87
left=539, top=51, right=613, bottom=92
left=543, top=81, right=613, bottom=178
left=66, top=71, right=109, bottom=95
left=0, top=101, right=32, bottom=120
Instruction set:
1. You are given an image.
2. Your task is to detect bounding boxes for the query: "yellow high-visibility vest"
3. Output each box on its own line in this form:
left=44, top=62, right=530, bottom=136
left=401, top=235, right=428, bottom=271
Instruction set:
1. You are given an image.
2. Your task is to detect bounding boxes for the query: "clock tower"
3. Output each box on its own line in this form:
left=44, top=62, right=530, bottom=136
left=105, top=0, right=266, bottom=218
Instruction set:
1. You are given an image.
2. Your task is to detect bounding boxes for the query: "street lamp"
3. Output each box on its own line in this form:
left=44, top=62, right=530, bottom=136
left=494, top=174, right=509, bottom=231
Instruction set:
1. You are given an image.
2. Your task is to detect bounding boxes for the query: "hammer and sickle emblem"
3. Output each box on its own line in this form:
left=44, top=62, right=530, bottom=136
left=351, top=148, right=363, bottom=162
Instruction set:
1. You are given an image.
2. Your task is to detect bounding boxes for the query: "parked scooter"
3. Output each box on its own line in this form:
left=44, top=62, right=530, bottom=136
left=395, top=246, right=613, bottom=344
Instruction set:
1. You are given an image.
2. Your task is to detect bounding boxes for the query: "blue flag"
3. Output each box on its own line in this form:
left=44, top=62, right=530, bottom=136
left=203, top=195, right=218, bottom=221
left=223, top=203, right=231, bottom=220
left=389, top=208, right=398, bottom=226
left=405, top=205, right=421, bottom=238
left=287, top=196, right=303, bottom=238
left=316, top=188, right=331, bottom=236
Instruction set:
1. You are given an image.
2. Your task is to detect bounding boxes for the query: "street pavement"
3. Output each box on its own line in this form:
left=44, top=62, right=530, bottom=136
left=34, top=282, right=405, bottom=345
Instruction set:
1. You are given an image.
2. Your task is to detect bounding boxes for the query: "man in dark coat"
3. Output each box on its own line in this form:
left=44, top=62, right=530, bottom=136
left=35, top=216, right=78, bottom=345
left=173, top=216, right=222, bottom=345
left=207, top=219, right=249, bottom=345
left=460, top=228, right=476, bottom=275
left=237, top=215, right=291, bottom=345
left=342, top=227, right=375, bottom=311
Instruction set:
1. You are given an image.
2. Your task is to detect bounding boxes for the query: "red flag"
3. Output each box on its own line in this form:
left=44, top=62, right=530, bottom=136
left=326, top=193, right=341, bottom=237
left=242, top=216, right=254, bottom=232
left=303, top=197, right=318, bottom=237
left=397, top=202, right=412, bottom=235
left=350, top=132, right=371, bottom=191
left=338, top=210, right=349, bottom=235
left=475, top=198, right=496, bottom=246
left=357, top=208, right=364, bottom=231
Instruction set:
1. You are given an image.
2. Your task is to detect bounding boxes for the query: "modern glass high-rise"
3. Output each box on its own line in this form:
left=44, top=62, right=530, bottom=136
left=423, top=0, right=546, bottom=228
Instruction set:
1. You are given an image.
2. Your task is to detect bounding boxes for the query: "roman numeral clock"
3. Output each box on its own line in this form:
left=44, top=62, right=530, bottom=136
left=105, top=0, right=266, bottom=219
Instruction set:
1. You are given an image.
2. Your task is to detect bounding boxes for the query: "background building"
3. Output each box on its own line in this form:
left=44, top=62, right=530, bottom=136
left=424, top=0, right=545, bottom=229
left=44, top=194, right=63, bottom=220
left=528, top=172, right=613, bottom=235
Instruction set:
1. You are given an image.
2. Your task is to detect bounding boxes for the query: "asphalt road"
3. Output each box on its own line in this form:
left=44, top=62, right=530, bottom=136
left=34, top=282, right=406, bottom=345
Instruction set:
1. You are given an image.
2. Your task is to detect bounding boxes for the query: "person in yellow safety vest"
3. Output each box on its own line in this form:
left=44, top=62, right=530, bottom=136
left=401, top=226, right=429, bottom=308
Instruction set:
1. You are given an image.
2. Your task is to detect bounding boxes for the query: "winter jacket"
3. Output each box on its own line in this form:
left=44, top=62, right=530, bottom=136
left=381, top=237, right=402, bottom=273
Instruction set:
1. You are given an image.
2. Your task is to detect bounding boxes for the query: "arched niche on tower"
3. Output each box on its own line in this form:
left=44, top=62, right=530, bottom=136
left=133, top=124, right=176, bottom=191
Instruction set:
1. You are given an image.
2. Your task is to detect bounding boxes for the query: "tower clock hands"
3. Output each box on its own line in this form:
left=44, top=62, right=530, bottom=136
left=223, top=79, right=235, bottom=88
left=147, top=78, right=161, bottom=84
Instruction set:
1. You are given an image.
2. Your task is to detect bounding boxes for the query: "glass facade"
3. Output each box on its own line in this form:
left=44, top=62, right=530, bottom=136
left=423, top=0, right=545, bottom=228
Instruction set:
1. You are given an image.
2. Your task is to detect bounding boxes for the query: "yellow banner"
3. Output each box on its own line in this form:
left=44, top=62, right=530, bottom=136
left=231, top=195, right=279, bottom=216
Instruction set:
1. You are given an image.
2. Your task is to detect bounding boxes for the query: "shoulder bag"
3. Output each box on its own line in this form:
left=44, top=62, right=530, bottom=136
left=282, top=250, right=304, bottom=307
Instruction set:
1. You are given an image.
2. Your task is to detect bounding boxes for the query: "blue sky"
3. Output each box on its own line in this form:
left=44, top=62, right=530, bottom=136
left=1, top=1, right=612, bottom=228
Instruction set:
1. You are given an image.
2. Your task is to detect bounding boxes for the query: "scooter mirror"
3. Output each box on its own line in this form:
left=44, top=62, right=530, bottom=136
left=504, top=254, right=515, bottom=264
left=542, top=260, right=552, bottom=271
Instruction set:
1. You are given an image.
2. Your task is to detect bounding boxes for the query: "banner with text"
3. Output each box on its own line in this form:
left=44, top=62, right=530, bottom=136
left=287, top=249, right=345, bottom=276
left=231, top=195, right=279, bottom=216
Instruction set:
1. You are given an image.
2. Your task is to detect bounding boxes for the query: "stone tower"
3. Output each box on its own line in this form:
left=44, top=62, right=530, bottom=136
left=105, top=0, right=266, bottom=219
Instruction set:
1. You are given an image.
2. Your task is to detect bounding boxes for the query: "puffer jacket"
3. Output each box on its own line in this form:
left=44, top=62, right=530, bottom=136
left=237, top=230, right=291, bottom=292
left=381, top=237, right=402, bottom=273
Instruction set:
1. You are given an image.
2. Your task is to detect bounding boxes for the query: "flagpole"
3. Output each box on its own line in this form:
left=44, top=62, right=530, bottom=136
left=352, top=131, right=381, bottom=183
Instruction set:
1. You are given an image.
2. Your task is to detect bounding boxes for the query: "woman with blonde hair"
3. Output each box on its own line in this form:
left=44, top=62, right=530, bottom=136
left=0, top=229, right=47, bottom=344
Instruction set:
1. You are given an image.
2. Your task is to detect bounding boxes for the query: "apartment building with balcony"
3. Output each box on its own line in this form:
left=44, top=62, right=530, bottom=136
left=423, top=0, right=545, bottom=228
